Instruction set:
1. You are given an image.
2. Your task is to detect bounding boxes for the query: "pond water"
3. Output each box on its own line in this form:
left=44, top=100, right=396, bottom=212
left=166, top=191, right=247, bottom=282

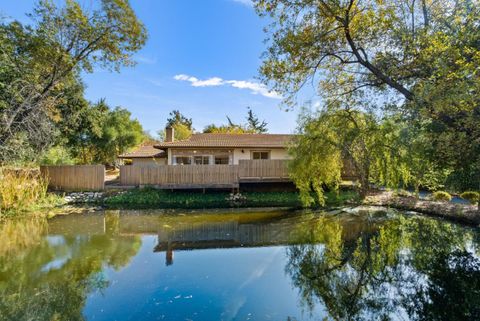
left=0, top=208, right=479, bottom=321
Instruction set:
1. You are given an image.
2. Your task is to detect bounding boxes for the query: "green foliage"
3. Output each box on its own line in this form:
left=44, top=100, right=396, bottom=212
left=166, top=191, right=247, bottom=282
left=203, top=107, right=268, bottom=134
left=166, top=110, right=193, bottom=130
left=432, top=191, right=452, bottom=202
left=62, top=100, right=144, bottom=165
left=289, top=107, right=412, bottom=205
left=92, top=106, right=144, bottom=165
left=39, top=146, right=76, bottom=165
left=104, top=188, right=359, bottom=209
left=255, top=0, right=480, bottom=192
left=460, top=191, right=480, bottom=205
left=246, top=107, right=268, bottom=133
left=0, top=0, right=147, bottom=164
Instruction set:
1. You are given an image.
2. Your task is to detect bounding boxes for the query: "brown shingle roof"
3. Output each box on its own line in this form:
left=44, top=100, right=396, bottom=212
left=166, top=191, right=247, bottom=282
left=118, top=145, right=166, bottom=158
left=155, top=133, right=295, bottom=148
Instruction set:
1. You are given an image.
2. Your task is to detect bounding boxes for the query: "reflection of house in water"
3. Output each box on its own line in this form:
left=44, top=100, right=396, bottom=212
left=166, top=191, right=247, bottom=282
left=46, top=209, right=381, bottom=267
left=154, top=220, right=299, bottom=266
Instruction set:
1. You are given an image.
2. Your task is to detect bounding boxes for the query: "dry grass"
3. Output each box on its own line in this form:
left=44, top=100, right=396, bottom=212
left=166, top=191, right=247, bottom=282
left=0, top=168, right=49, bottom=217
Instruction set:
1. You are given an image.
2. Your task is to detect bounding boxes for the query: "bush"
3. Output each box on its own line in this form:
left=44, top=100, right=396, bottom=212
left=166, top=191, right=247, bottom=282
left=103, top=188, right=360, bottom=209
left=0, top=168, right=49, bottom=216
left=40, top=146, right=76, bottom=165
left=432, top=191, right=452, bottom=202
left=460, top=191, right=480, bottom=205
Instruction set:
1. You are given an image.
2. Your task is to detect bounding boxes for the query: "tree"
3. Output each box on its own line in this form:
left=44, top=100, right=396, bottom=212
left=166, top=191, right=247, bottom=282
left=166, top=110, right=193, bottom=130
left=246, top=107, right=268, bottom=133
left=0, top=0, right=147, bottom=163
left=289, top=105, right=412, bottom=204
left=92, top=106, right=144, bottom=165
left=157, top=110, right=193, bottom=141
left=255, top=0, right=480, bottom=191
left=203, top=108, right=268, bottom=134
left=60, top=99, right=144, bottom=165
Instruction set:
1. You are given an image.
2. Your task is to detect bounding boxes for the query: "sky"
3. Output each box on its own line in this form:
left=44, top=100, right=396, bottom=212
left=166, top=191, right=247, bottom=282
left=0, top=0, right=315, bottom=135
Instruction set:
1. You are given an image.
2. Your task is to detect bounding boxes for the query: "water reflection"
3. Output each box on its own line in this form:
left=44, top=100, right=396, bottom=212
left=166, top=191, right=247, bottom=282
left=285, top=212, right=480, bottom=321
left=0, top=208, right=478, bottom=321
left=0, top=213, right=141, bottom=321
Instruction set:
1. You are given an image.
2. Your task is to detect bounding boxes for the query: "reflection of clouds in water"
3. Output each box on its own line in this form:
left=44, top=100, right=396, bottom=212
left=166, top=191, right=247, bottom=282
left=221, top=295, right=247, bottom=321
left=239, top=248, right=282, bottom=290
left=46, top=235, right=66, bottom=246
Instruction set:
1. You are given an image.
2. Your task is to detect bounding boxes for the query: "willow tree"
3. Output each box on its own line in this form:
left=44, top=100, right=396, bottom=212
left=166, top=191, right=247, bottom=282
left=290, top=107, right=410, bottom=204
left=255, top=0, right=480, bottom=191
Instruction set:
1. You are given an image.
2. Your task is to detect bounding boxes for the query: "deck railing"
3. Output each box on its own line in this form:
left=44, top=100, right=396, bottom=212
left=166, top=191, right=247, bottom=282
left=120, top=164, right=239, bottom=188
left=238, top=159, right=289, bottom=180
left=119, top=160, right=290, bottom=187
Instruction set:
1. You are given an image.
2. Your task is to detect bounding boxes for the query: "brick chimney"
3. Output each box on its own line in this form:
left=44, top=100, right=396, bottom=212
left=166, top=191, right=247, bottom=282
left=165, top=126, right=174, bottom=142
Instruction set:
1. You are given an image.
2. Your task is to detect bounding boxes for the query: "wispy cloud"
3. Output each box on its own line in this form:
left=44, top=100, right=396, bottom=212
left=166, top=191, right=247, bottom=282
left=173, top=74, right=282, bottom=99
left=174, top=74, right=224, bottom=87
left=135, top=55, right=157, bottom=65
left=231, top=0, right=253, bottom=7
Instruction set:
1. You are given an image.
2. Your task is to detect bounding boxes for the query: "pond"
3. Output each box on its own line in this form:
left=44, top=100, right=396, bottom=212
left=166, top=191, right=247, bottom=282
left=0, top=207, right=479, bottom=321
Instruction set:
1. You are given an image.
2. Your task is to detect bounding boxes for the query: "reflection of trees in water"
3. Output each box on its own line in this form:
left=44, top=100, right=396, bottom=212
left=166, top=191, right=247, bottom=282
left=0, top=213, right=141, bottom=321
left=285, top=215, right=480, bottom=321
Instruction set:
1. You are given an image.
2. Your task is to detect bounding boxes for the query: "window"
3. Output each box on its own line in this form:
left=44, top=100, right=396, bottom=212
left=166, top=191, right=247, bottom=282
left=174, top=156, right=191, bottom=165
left=194, top=156, right=210, bottom=165
left=214, top=156, right=230, bottom=164
left=252, top=151, right=270, bottom=160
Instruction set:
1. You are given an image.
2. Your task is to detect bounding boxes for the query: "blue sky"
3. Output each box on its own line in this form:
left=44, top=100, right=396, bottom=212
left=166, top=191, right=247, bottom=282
left=1, top=0, right=311, bottom=135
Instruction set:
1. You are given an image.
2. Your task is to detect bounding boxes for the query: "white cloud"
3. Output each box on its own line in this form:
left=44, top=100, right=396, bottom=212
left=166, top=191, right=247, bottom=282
left=173, top=74, right=282, bottom=99
left=135, top=55, right=157, bottom=64
left=231, top=0, right=253, bottom=7
left=226, top=80, right=282, bottom=99
left=173, top=74, right=224, bottom=87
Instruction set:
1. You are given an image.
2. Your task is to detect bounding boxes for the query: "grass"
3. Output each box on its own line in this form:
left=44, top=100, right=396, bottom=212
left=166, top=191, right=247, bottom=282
left=103, top=187, right=359, bottom=209
left=0, top=168, right=65, bottom=219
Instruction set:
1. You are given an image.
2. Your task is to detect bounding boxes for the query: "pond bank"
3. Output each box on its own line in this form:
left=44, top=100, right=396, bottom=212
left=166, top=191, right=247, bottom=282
left=100, top=188, right=359, bottom=209
left=364, top=191, right=480, bottom=225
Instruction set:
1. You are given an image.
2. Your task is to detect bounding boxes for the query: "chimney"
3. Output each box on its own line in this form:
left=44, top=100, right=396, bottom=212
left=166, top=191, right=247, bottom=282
left=165, top=126, right=174, bottom=142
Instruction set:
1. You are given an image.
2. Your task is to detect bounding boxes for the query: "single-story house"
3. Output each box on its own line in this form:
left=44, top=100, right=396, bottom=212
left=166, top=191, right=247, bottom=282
left=120, top=127, right=294, bottom=166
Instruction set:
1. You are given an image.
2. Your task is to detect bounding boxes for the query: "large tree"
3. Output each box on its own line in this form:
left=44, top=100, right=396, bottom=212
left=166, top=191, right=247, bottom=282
left=0, top=0, right=147, bottom=163
left=256, top=0, right=480, bottom=191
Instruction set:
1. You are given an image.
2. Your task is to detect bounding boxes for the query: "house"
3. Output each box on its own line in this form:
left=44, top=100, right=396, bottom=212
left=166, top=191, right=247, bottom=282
left=155, top=127, right=294, bottom=165
left=116, top=128, right=356, bottom=188
left=120, top=127, right=294, bottom=166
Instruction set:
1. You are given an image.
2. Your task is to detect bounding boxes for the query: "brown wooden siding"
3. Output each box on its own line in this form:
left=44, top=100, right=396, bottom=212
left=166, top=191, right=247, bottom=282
left=40, top=165, right=105, bottom=191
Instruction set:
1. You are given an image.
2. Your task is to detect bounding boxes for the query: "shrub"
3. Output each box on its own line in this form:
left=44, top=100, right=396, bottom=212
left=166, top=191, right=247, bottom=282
left=460, top=191, right=480, bottom=205
left=432, top=191, right=452, bottom=202
left=40, top=146, right=76, bottom=165
left=0, top=168, right=49, bottom=216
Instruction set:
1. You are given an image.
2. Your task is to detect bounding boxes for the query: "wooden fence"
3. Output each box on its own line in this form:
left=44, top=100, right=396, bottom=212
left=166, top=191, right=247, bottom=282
left=40, top=165, right=105, bottom=191
left=238, top=159, right=289, bottom=181
left=120, top=165, right=239, bottom=188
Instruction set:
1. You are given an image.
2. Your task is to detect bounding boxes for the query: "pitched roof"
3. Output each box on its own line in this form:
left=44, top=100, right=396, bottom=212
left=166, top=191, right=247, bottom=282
left=118, top=145, right=166, bottom=158
left=155, top=133, right=295, bottom=149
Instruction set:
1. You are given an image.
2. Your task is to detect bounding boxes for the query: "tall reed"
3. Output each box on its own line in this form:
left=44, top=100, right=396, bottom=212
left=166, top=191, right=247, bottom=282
left=0, top=168, right=49, bottom=216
